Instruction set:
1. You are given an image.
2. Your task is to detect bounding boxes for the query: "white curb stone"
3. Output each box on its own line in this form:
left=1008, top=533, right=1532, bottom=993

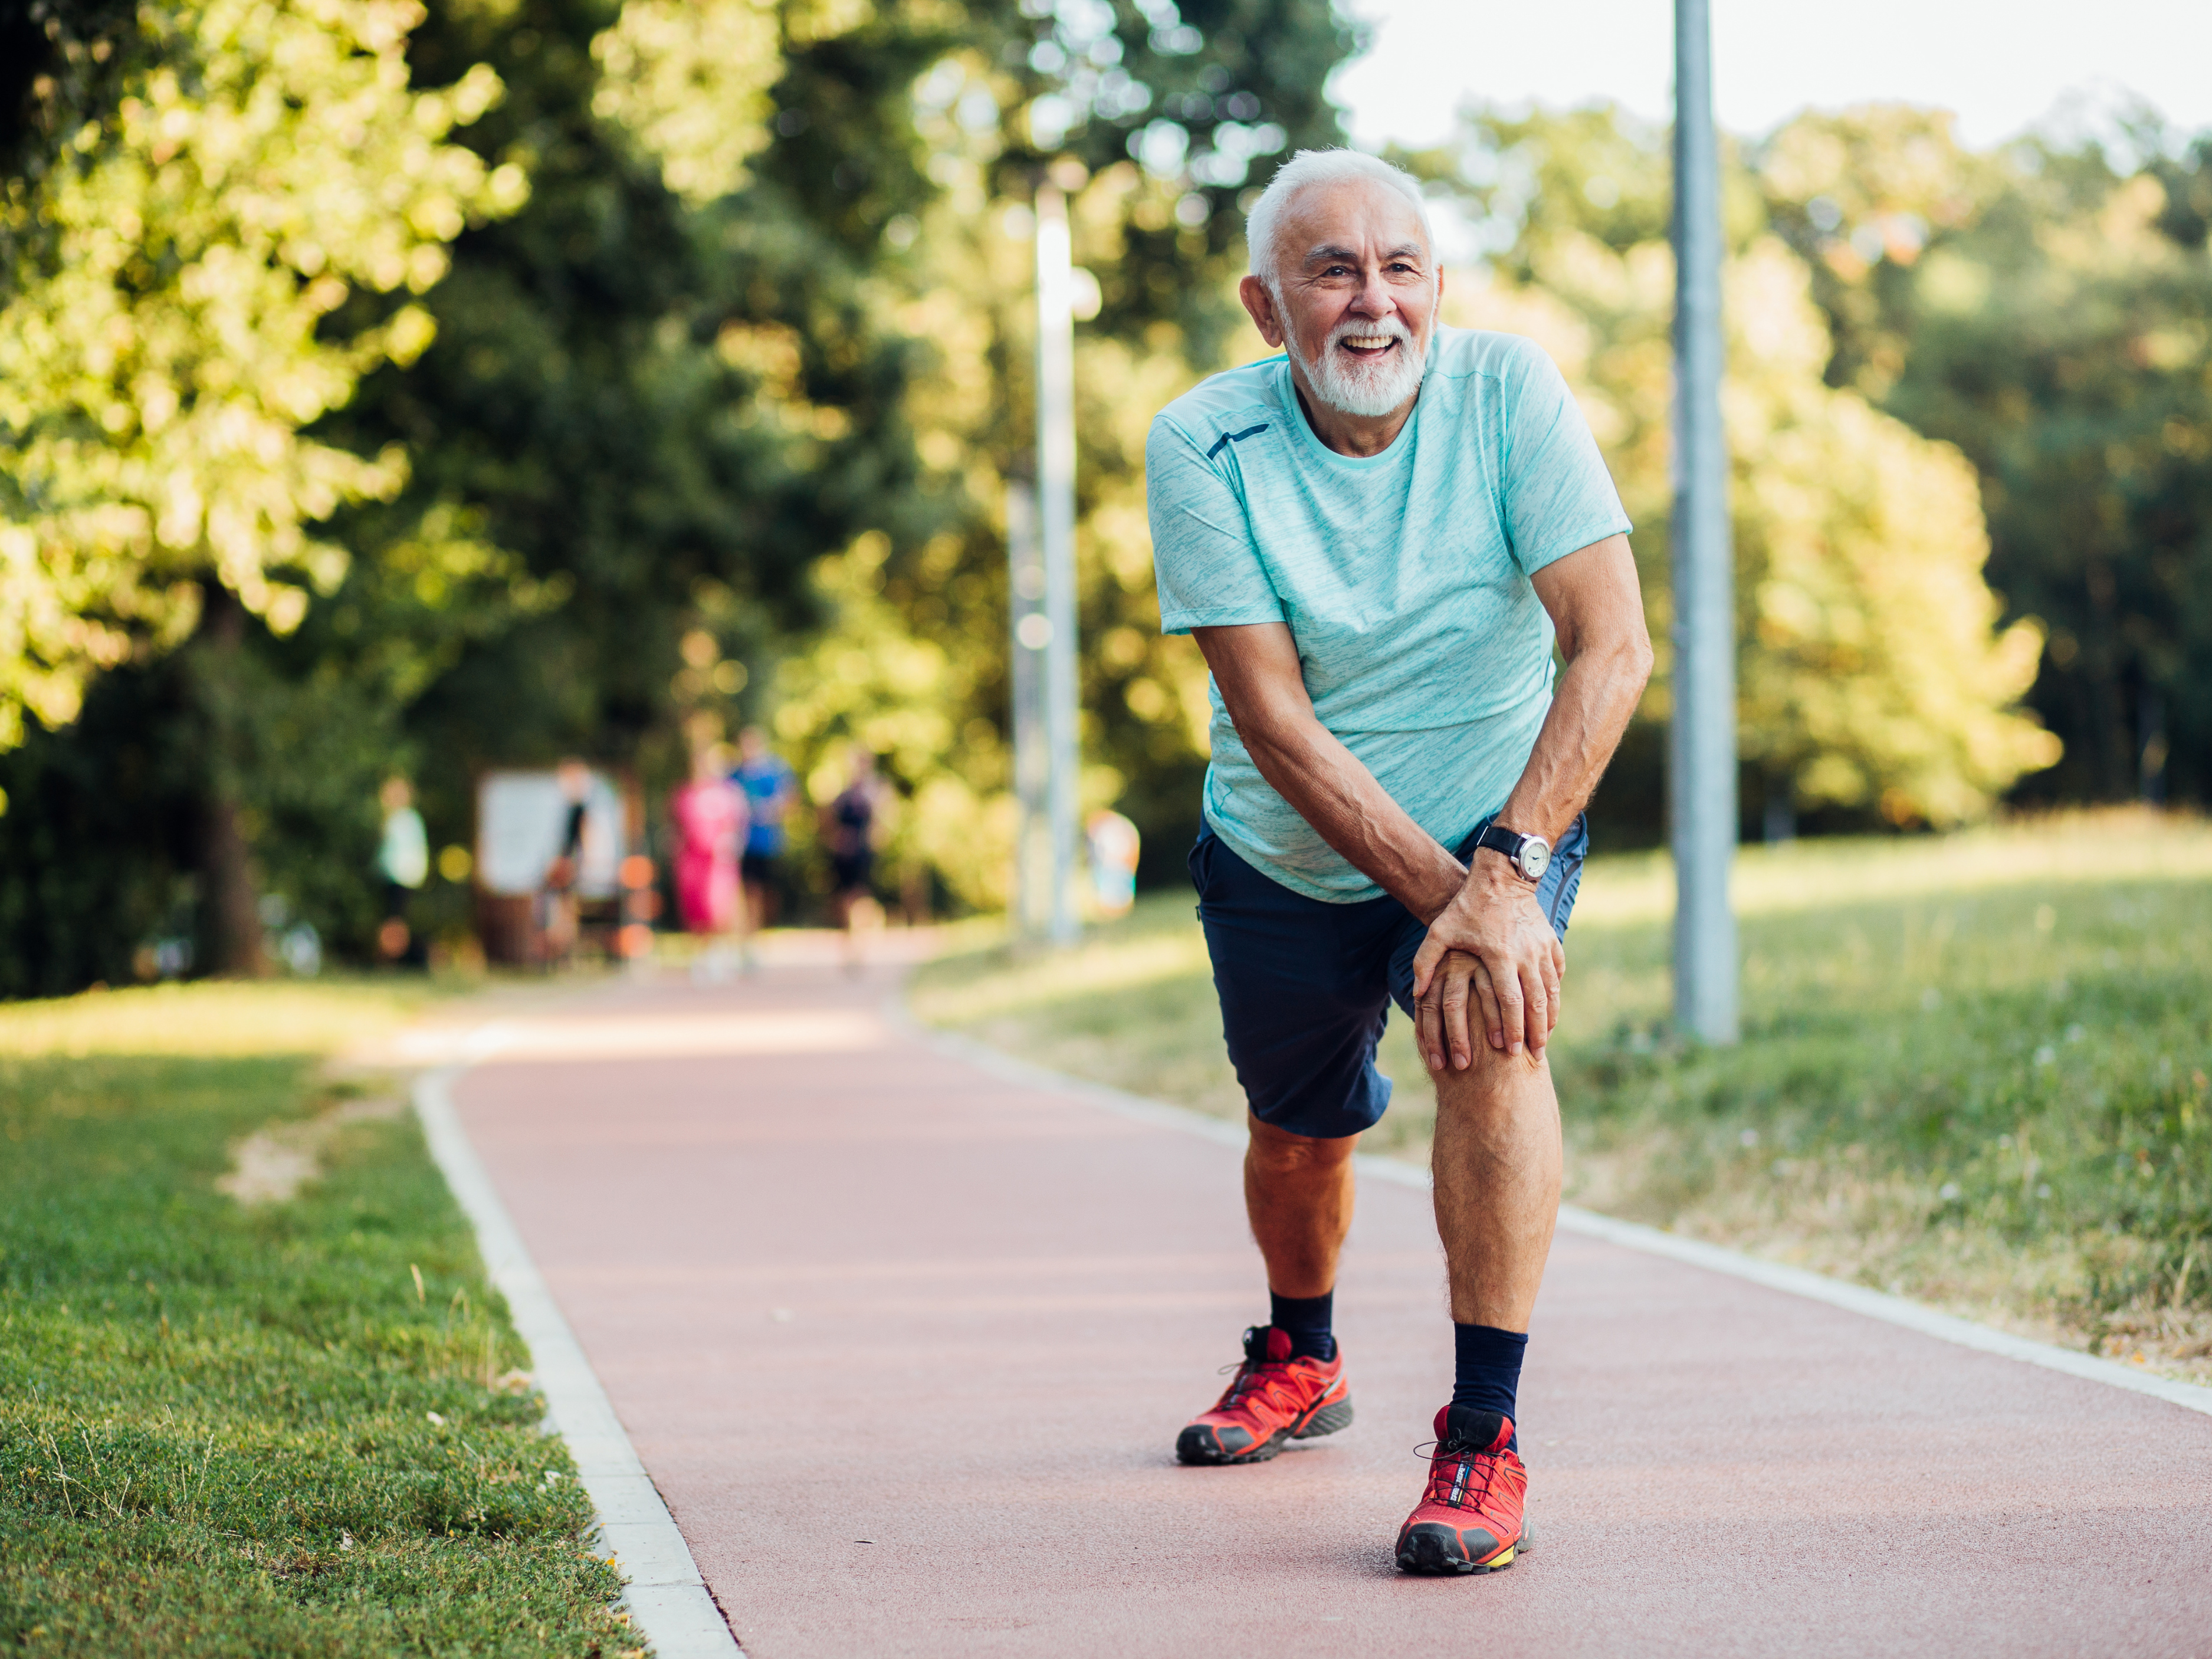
left=415, top=1066, right=744, bottom=1657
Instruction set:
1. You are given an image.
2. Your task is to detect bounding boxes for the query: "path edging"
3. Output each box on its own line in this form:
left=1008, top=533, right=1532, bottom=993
left=414, top=1066, right=745, bottom=1658
left=915, top=1019, right=2212, bottom=1420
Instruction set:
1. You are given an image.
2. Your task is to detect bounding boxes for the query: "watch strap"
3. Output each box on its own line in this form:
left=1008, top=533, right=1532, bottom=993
left=1475, top=822, right=1533, bottom=872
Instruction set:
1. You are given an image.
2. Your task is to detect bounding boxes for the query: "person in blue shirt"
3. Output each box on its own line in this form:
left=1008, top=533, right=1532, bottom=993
left=731, top=726, right=797, bottom=933
left=1147, top=149, right=1653, bottom=1576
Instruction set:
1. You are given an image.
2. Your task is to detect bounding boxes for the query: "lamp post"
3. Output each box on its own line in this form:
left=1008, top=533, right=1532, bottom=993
left=1671, top=0, right=1739, bottom=1043
left=1006, top=474, right=1050, bottom=938
left=1033, top=183, right=1081, bottom=946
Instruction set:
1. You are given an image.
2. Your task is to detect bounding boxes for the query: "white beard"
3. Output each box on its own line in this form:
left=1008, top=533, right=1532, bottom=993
left=1292, top=312, right=1427, bottom=419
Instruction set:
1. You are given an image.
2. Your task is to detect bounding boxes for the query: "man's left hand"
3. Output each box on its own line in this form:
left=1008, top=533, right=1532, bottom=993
left=1411, top=861, right=1564, bottom=1067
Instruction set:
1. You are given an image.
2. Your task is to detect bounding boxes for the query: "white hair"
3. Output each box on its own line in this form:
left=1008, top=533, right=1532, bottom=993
left=1244, top=149, right=1436, bottom=291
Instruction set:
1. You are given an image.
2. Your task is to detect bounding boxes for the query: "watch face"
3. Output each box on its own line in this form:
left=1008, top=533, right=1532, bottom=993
left=1521, top=840, right=1551, bottom=881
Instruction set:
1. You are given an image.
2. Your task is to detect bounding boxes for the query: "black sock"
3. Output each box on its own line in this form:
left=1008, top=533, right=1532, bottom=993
left=1451, top=1323, right=1527, bottom=1451
left=1268, top=1289, right=1336, bottom=1362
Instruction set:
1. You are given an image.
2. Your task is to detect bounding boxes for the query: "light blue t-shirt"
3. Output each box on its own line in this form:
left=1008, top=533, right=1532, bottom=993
left=1146, top=326, right=1630, bottom=902
left=734, top=755, right=795, bottom=855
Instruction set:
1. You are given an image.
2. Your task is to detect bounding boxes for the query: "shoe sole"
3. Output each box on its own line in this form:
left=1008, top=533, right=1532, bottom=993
left=1394, top=1519, right=1534, bottom=1576
left=1176, top=1394, right=1354, bottom=1466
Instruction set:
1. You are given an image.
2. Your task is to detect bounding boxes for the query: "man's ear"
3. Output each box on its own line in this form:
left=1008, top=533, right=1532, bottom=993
left=1239, top=275, right=1286, bottom=348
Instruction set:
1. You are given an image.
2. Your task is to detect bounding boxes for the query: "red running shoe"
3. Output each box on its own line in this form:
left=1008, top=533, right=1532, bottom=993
left=1175, top=1326, right=1353, bottom=1465
left=1394, top=1405, right=1531, bottom=1574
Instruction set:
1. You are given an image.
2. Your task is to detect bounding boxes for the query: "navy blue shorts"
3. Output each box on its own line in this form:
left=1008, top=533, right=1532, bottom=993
left=1189, top=813, right=1589, bottom=1140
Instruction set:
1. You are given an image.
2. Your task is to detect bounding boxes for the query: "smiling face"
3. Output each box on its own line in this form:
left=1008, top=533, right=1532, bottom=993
left=1240, top=178, right=1440, bottom=427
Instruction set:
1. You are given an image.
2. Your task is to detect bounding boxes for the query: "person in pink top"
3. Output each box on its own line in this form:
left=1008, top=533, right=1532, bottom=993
left=669, top=745, right=749, bottom=939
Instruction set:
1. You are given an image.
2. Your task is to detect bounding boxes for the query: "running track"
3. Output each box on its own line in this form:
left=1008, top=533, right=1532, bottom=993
left=452, top=955, right=2212, bottom=1658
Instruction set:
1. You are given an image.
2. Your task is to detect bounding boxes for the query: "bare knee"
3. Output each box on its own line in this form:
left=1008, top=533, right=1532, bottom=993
left=1432, top=1046, right=1555, bottom=1124
left=1245, top=1115, right=1359, bottom=1180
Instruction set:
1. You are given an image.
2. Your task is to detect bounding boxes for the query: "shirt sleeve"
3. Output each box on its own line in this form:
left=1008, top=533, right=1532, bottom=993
left=1146, top=414, right=1286, bottom=635
left=1496, top=341, right=1633, bottom=577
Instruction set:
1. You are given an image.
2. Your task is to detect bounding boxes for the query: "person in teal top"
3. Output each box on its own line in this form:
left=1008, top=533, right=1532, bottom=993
left=1144, top=149, right=1655, bottom=1578
left=1148, top=310, right=1630, bottom=901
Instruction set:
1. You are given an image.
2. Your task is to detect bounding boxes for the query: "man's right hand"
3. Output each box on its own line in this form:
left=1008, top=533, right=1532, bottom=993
left=1414, top=941, right=1560, bottom=1074
left=1410, top=860, right=1564, bottom=1066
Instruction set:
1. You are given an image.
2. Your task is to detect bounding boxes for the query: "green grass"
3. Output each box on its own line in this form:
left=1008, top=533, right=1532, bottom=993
left=910, top=811, right=2212, bottom=1378
left=0, top=981, right=635, bottom=1656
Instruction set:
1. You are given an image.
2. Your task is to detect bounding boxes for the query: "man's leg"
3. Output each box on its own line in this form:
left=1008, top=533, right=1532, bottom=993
left=1245, top=1115, right=1358, bottom=1360
left=1399, top=814, right=1583, bottom=1444
left=1430, top=1042, right=1558, bottom=1449
left=1388, top=1048, right=1557, bottom=1572
left=1430, top=1048, right=1560, bottom=1333
left=1390, top=823, right=1584, bottom=1573
left=1177, top=824, right=1390, bottom=1464
left=1177, top=1112, right=1361, bottom=1464
left=1245, top=1115, right=1357, bottom=1297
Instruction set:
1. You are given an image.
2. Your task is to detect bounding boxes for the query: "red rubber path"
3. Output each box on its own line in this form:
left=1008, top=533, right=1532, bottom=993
left=455, top=961, right=2212, bottom=1658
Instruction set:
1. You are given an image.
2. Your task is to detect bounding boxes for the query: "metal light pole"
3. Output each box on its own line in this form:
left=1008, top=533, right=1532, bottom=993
left=1671, top=0, right=1738, bottom=1043
left=1006, top=475, right=1051, bottom=938
left=1033, top=183, right=1081, bottom=947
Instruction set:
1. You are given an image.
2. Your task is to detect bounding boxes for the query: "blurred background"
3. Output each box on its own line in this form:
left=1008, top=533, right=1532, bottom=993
left=4, top=0, right=2209, bottom=994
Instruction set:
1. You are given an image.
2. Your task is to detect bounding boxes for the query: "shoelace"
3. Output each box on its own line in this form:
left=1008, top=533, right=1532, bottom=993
left=1215, top=1357, right=1308, bottom=1418
left=1412, top=1438, right=1503, bottom=1511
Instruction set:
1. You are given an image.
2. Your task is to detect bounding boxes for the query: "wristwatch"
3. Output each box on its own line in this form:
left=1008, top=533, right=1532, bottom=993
left=1475, top=822, right=1551, bottom=883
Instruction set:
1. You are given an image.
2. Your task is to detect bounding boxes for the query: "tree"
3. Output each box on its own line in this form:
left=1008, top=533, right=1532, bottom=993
left=1759, top=107, right=2212, bottom=806
left=0, top=0, right=1366, bottom=990
left=309, top=0, right=950, bottom=894
left=0, top=0, right=522, bottom=746
left=760, top=0, right=1358, bottom=908
left=1408, top=104, right=2058, bottom=835
left=0, top=2, right=139, bottom=204
left=0, top=0, right=523, bottom=971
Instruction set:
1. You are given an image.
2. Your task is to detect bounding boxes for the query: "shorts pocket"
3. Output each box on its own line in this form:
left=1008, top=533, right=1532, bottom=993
left=1187, top=823, right=1217, bottom=901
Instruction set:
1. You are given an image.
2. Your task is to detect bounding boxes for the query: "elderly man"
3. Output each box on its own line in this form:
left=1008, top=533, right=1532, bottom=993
left=1146, top=149, right=1652, bottom=1575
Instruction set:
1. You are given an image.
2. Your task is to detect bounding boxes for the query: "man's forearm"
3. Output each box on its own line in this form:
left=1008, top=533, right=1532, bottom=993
left=1225, top=636, right=1645, bottom=922
left=1410, top=593, right=1650, bottom=1057
left=1238, top=715, right=1467, bottom=922
left=1492, top=630, right=1651, bottom=850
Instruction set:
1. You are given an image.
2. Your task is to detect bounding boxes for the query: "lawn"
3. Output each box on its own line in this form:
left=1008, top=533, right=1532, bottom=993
left=0, top=979, right=635, bottom=1657
left=910, top=810, right=2212, bottom=1380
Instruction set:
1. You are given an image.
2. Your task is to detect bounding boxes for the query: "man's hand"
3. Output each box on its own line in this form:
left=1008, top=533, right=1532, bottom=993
left=1412, top=859, right=1564, bottom=1067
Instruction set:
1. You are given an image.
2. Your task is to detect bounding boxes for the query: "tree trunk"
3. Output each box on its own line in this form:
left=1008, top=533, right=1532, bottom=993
left=193, top=585, right=265, bottom=978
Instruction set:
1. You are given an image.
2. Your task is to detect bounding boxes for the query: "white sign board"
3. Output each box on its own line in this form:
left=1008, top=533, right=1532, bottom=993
left=475, top=770, right=625, bottom=898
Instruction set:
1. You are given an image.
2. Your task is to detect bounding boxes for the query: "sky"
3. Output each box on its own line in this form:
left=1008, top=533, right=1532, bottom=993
left=1330, top=0, right=2212, bottom=154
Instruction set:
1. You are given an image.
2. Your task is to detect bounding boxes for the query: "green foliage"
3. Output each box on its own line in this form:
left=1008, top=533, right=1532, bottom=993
left=323, top=0, right=951, bottom=848
left=0, top=554, right=528, bottom=994
left=0, top=1, right=140, bottom=233
left=911, top=815, right=2212, bottom=1372
left=0, top=0, right=1365, bottom=977
left=0, top=983, right=626, bottom=1653
left=0, top=0, right=525, bottom=748
left=586, top=0, right=783, bottom=205
left=1755, top=107, right=2212, bottom=807
left=1405, top=104, right=2059, bottom=835
left=757, top=0, right=1356, bottom=908
left=0, top=0, right=950, bottom=981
